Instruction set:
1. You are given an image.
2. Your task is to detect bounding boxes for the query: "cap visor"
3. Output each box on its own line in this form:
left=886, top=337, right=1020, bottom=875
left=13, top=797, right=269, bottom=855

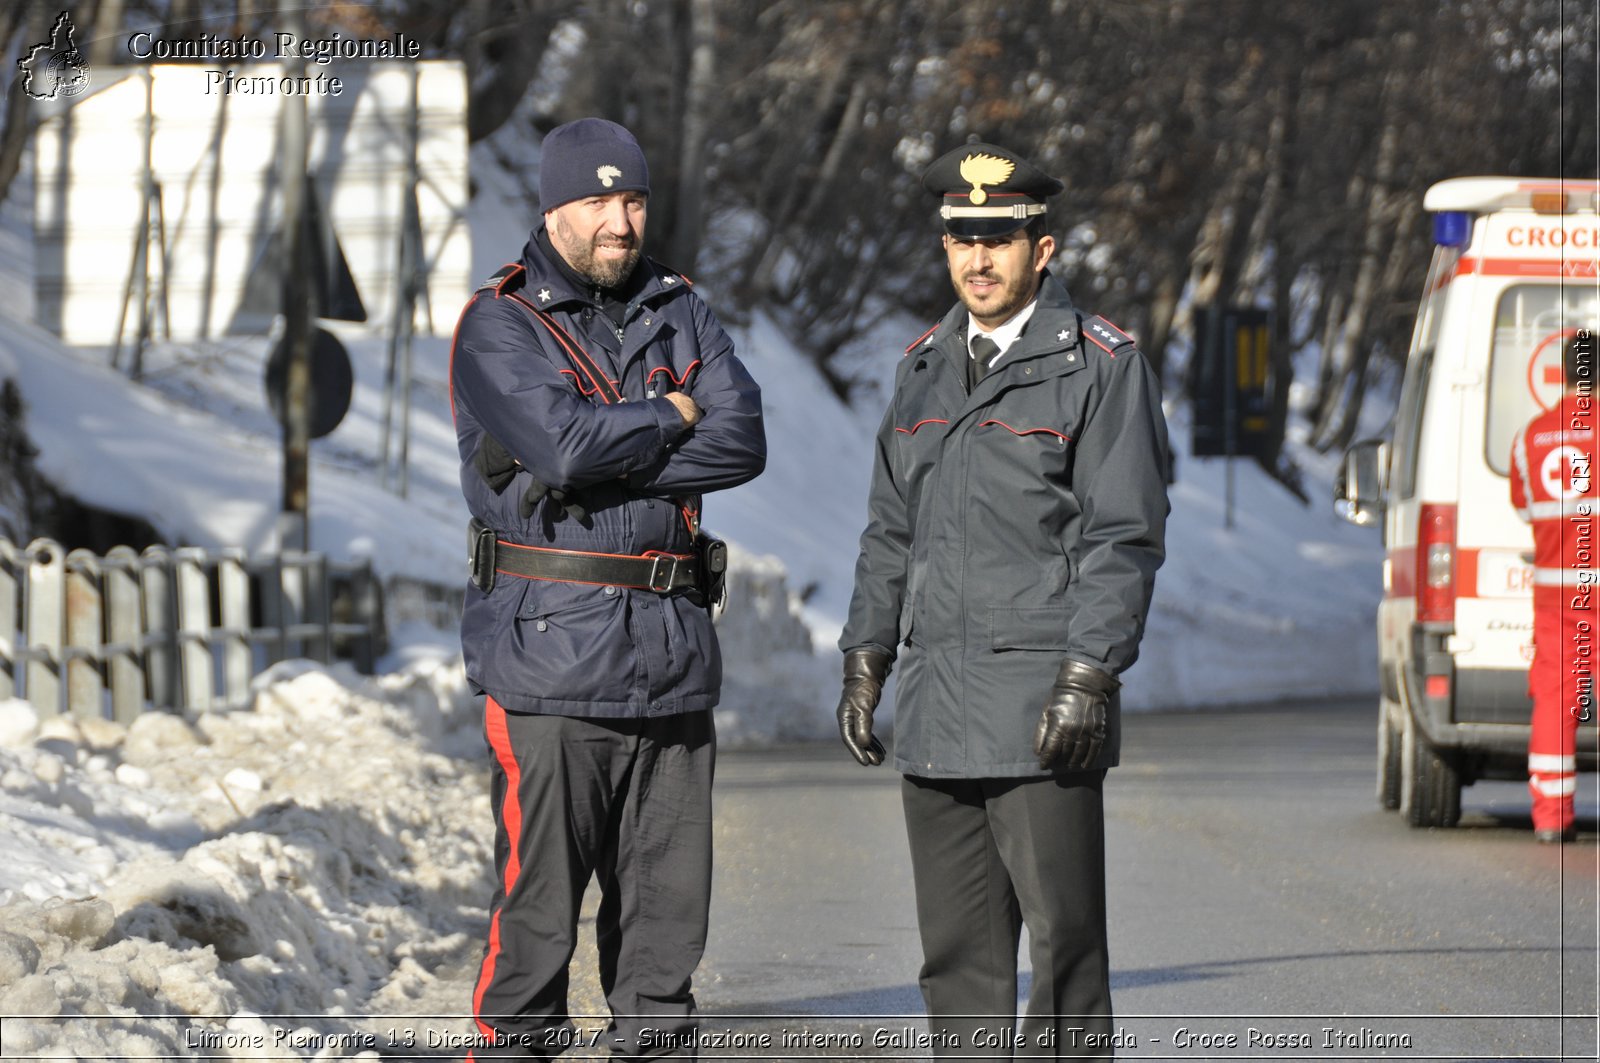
left=944, top=216, right=1030, bottom=239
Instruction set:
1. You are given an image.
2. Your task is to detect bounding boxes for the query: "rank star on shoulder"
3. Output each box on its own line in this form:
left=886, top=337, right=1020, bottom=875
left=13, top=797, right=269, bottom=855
left=1058, top=329, right=1071, bottom=341
left=537, top=288, right=552, bottom=302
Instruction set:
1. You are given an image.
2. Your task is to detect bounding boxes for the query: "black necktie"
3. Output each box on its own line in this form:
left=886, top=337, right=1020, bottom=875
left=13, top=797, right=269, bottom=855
left=969, top=334, right=1000, bottom=390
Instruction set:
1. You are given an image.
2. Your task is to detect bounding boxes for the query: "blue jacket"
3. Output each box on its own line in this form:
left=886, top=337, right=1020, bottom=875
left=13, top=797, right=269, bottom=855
left=450, top=226, right=766, bottom=716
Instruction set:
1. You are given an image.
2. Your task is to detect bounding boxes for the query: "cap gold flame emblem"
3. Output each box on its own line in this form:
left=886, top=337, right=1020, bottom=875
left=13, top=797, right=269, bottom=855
left=959, top=153, right=1014, bottom=206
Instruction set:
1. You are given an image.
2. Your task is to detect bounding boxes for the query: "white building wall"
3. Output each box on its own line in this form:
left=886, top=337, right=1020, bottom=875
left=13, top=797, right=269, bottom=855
left=33, top=61, right=471, bottom=345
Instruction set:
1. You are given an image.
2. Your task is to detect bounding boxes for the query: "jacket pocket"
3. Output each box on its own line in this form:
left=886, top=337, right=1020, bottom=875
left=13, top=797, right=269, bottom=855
left=989, top=606, right=1073, bottom=651
left=893, top=417, right=948, bottom=487
left=898, top=598, right=916, bottom=647
left=972, top=420, right=1074, bottom=488
left=659, top=597, right=720, bottom=700
left=513, top=582, right=632, bottom=698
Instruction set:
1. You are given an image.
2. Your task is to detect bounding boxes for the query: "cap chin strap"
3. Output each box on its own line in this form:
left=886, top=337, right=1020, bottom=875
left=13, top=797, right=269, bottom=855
left=941, top=202, right=1048, bottom=220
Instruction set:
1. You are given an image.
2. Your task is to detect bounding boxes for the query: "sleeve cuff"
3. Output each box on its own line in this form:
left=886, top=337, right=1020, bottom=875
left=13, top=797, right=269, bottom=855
left=646, top=395, right=691, bottom=443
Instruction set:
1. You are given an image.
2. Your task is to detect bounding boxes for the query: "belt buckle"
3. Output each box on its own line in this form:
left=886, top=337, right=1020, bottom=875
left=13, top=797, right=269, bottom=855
left=646, top=554, right=679, bottom=593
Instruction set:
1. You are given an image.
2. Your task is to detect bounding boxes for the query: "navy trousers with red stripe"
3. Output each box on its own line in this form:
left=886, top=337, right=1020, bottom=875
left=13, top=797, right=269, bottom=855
left=472, top=701, right=715, bottom=1059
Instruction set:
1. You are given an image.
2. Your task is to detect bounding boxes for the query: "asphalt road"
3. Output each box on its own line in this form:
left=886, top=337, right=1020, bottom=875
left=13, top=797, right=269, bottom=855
left=505, top=697, right=1600, bottom=1060
left=680, top=697, right=1600, bottom=1061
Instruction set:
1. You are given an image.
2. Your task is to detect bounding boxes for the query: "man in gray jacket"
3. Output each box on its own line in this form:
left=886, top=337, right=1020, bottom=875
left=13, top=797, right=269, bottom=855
left=836, top=141, right=1169, bottom=1058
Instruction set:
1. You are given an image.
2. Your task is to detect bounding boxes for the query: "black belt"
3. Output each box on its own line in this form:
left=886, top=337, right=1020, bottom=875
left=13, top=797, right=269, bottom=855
left=470, top=521, right=699, bottom=593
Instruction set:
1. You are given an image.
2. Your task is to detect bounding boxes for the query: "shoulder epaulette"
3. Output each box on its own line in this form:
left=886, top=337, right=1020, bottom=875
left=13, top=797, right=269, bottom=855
left=904, top=322, right=940, bottom=356
left=1082, top=315, right=1137, bottom=357
left=650, top=260, right=693, bottom=289
left=476, top=263, right=526, bottom=296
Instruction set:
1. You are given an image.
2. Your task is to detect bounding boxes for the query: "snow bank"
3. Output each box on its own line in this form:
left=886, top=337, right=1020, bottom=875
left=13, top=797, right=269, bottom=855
left=713, top=544, right=832, bottom=744
left=0, top=657, right=496, bottom=1059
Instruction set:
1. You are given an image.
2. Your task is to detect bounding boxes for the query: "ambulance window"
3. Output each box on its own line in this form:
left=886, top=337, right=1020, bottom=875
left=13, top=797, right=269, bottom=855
left=1411, top=247, right=1461, bottom=356
left=1485, top=283, right=1600, bottom=475
left=1391, top=348, right=1432, bottom=500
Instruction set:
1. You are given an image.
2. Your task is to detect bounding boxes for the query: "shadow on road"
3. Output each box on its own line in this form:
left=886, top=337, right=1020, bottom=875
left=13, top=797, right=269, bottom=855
left=1108, top=943, right=1590, bottom=991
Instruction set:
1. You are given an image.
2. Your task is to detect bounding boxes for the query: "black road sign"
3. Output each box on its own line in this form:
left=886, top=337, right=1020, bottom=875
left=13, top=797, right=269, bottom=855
left=1192, top=305, right=1272, bottom=459
left=265, top=326, right=354, bottom=440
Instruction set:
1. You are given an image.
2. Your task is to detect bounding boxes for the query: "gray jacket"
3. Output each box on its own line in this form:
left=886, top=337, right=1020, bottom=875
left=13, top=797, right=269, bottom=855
left=840, top=272, right=1169, bottom=778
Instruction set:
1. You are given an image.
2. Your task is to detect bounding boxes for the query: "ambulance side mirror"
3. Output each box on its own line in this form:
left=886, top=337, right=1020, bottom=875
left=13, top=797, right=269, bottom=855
left=1335, top=439, right=1389, bottom=527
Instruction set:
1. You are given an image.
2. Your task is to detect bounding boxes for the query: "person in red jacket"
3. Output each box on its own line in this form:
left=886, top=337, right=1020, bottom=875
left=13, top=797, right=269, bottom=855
left=1510, top=329, right=1596, bottom=843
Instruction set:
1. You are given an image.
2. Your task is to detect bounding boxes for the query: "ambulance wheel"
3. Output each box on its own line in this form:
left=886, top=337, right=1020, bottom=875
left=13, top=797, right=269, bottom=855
left=1376, top=701, right=1402, bottom=811
left=1400, top=712, right=1461, bottom=828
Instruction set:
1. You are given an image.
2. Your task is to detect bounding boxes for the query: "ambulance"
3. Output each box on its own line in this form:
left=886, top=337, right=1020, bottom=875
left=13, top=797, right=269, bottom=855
left=1336, top=176, right=1600, bottom=828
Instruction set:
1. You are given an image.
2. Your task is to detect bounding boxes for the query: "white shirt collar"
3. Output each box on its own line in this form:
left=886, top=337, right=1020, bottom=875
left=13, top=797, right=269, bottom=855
left=967, top=298, right=1038, bottom=369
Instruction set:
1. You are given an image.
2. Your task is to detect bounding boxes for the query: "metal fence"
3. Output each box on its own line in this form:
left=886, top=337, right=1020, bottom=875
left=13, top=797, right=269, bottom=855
left=0, top=537, right=386, bottom=721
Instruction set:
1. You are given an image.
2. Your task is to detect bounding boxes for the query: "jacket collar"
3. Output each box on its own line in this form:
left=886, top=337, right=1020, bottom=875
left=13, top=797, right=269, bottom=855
left=999, top=271, right=1081, bottom=359
left=517, top=223, right=688, bottom=316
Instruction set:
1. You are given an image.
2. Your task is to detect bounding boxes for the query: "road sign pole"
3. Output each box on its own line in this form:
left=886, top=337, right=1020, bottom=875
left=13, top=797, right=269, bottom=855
left=1219, top=307, right=1236, bottom=530
left=279, top=3, right=311, bottom=553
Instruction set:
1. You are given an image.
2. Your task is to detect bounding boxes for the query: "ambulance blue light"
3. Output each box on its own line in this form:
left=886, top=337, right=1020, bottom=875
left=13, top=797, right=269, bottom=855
left=1433, top=211, right=1470, bottom=248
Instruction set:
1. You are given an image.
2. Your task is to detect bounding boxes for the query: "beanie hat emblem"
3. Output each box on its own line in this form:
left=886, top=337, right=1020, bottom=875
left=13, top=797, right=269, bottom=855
left=539, top=118, right=650, bottom=210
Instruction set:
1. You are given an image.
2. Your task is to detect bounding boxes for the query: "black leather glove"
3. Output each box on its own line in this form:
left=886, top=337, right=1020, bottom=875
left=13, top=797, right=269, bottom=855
left=473, top=434, right=587, bottom=522
left=472, top=433, right=519, bottom=492
left=1033, top=659, right=1118, bottom=771
left=837, top=647, right=891, bottom=767
left=536, top=485, right=588, bottom=523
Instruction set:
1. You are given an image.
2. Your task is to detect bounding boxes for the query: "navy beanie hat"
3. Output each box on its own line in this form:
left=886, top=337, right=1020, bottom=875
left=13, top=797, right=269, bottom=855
left=539, top=118, right=650, bottom=211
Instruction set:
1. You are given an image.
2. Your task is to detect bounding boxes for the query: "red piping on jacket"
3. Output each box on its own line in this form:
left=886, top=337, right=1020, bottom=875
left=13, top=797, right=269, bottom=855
left=447, top=293, right=486, bottom=423
left=895, top=419, right=950, bottom=435
left=904, top=323, right=939, bottom=354
left=1083, top=318, right=1132, bottom=358
left=979, top=419, right=1071, bottom=442
left=647, top=360, right=703, bottom=389
left=557, top=368, right=619, bottom=398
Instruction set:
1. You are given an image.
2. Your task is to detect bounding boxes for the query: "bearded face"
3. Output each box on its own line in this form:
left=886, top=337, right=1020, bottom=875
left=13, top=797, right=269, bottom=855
left=943, top=228, right=1055, bottom=329
left=547, top=192, right=648, bottom=288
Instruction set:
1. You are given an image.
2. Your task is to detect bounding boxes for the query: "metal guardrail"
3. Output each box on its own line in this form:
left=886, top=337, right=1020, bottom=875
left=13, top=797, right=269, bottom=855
left=0, top=537, right=386, bottom=721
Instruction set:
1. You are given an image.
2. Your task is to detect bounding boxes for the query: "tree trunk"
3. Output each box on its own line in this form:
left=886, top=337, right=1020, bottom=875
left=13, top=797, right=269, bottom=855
left=668, top=0, right=716, bottom=271
left=1311, top=95, right=1399, bottom=452
left=1141, top=268, right=1180, bottom=386
left=91, top=0, right=125, bottom=69
left=1259, top=246, right=1296, bottom=473
left=467, top=0, right=562, bottom=144
left=0, top=1, right=42, bottom=206
left=747, top=43, right=860, bottom=301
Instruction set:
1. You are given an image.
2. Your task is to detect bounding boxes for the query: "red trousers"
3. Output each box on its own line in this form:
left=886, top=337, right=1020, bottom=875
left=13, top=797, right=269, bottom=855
left=1528, top=586, right=1596, bottom=831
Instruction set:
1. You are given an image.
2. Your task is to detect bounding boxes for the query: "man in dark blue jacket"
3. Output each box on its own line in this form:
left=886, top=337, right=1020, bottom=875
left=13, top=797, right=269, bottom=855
left=450, top=118, right=765, bottom=1059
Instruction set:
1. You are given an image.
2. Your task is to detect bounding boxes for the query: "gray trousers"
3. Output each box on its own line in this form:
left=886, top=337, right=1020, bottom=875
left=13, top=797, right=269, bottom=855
left=902, top=772, right=1112, bottom=1060
left=471, top=701, right=715, bottom=1060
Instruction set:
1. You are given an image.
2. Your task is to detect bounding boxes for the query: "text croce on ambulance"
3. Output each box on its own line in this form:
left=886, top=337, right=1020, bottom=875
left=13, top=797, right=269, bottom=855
left=1335, top=177, right=1600, bottom=829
